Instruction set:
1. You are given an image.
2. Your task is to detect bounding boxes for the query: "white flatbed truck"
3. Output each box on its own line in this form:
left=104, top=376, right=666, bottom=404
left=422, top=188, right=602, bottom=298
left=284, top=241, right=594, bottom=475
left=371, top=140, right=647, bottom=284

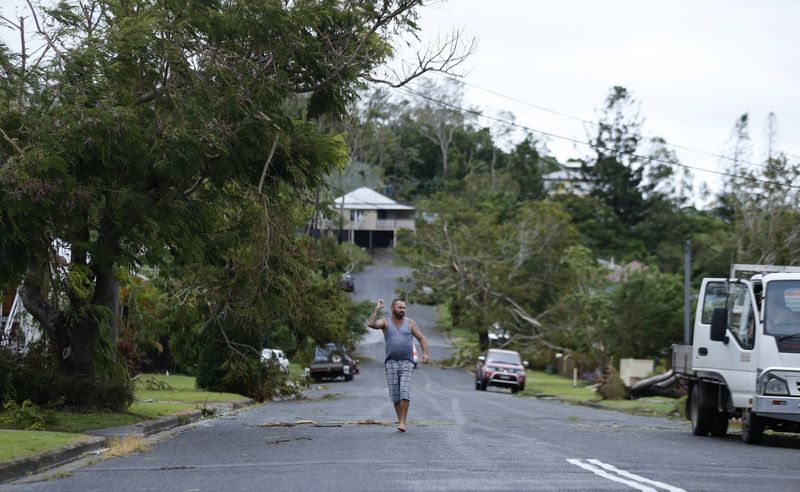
left=672, top=264, right=800, bottom=444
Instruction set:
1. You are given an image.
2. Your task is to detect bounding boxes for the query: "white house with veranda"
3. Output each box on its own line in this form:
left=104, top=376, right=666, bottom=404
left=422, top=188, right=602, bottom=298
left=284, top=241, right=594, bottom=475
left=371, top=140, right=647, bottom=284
left=321, top=187, right=415, bottom=249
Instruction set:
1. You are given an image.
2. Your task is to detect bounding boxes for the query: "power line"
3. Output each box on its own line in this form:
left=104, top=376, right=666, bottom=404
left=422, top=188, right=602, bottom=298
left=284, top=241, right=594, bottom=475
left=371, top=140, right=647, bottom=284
left=427, top=74, right=778, bottom=172
left=395, top=86, right=800, bottom=192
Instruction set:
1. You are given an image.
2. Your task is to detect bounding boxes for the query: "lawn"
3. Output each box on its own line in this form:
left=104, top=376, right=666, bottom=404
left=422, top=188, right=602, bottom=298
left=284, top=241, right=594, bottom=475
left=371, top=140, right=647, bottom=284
left=0, top=374, right=247, bottom=436
left=44, top=402, right=198, bottom=433
left=0, top=374, right=254, bottom=466
left=134, top=374, right=248, bottom=403
left=0, top=430, right=88, bottom=462
left=519, top=370, right=681, bottom=418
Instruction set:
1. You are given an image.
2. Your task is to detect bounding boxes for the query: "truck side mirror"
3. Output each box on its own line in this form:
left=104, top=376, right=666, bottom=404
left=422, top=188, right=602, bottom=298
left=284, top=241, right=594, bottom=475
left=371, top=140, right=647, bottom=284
left=710, top=307, right=729, bottom=343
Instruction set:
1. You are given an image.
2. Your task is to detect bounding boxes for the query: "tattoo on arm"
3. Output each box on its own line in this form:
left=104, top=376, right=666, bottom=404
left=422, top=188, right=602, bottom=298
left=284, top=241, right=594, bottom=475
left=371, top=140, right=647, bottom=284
left=367, top=308, right=382, bottom=329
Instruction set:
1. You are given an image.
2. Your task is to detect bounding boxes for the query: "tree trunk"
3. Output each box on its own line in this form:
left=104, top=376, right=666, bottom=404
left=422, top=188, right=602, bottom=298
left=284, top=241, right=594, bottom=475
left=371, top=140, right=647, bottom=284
left=18, top=255, right=95, bottom=378
left=479, top=330, right=489, bottom=351
left=491, top=147, right=497, bottom=191
left=92, top=262, right=118, bottom=350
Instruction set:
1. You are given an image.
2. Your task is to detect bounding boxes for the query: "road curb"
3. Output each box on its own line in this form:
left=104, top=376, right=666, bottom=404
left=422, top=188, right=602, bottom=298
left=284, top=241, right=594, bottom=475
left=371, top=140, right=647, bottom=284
left=0, top=399, right=257, bottom=483
left=0, top=435, right=107, bottom=483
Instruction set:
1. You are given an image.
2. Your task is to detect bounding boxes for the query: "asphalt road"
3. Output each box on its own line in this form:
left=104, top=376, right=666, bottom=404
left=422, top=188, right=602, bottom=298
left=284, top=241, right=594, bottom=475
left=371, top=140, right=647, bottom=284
left=6, top=258, right=800, bottom=491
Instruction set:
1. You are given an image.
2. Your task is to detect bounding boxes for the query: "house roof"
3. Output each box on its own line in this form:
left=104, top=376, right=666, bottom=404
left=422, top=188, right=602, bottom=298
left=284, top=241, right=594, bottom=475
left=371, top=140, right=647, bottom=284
left=333, top=187, right=415, bottom=211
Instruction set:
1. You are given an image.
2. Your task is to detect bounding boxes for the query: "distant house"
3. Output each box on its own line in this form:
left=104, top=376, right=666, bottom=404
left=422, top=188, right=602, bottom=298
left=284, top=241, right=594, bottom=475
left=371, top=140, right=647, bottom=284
left=542, top=160, right=590, bottom=196
left=321, top=187, right=416, bottom=249
left=1, top=288, right=39, bottom=351
left=598, top=259, right=644, bottom=282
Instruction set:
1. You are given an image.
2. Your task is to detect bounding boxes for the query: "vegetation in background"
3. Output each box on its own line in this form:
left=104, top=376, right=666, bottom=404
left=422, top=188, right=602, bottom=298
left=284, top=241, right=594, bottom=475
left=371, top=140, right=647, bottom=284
left=343, top=80, right=796, bottom=376
left=0, top=0, right=469, bottom=407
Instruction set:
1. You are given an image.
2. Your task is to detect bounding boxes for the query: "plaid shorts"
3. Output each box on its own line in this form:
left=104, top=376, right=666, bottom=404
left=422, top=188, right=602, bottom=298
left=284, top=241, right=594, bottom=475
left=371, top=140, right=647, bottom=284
left=384, top=360, right=415, bottom=402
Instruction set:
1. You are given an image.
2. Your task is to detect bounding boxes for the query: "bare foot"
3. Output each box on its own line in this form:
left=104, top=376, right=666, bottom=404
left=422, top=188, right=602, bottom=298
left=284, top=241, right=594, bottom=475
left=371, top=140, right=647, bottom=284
left=397, top=424, right=406, bottom=432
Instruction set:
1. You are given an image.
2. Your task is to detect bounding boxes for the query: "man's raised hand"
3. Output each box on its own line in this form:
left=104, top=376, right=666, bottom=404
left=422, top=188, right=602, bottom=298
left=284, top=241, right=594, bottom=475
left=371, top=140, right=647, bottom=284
left=367, top=299, right=385, bottom=329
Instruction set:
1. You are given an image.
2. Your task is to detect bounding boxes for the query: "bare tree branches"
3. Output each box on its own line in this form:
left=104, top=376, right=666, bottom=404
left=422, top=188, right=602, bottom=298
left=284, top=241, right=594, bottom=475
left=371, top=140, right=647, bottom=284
left=365, top=29, right=476, bottom=88
left=25, top=0, right=64, bottom=61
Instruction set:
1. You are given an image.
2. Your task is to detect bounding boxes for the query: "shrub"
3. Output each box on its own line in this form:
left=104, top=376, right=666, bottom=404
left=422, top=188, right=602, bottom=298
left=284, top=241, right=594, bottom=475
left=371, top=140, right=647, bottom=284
left=0, top=400, right=50, bottom=430
left=117, top=340, right=140, bottom=378
left=598, top=364, right=626, bottom=400
left=135, top=375, right=174, bottom=391
left=0, top=343, right=59, bottom=407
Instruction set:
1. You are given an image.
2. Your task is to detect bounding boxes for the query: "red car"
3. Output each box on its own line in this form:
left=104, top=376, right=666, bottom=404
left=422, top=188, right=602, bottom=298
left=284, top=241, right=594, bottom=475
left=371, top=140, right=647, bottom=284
left=475, top=349, right=527, bottom=393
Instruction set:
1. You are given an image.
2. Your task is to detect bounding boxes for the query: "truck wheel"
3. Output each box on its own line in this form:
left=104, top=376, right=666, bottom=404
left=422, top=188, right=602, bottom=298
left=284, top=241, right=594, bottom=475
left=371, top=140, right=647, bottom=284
left=690, top=384, right=713, bottom=436
left=742, top=409, right=765, bottom=444
left=709, top=411, right=729, bottom=437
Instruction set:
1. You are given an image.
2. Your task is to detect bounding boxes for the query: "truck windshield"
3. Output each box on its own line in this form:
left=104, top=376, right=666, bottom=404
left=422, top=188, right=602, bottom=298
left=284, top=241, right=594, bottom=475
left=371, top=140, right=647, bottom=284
left=764, top=281, right=800, bottom=336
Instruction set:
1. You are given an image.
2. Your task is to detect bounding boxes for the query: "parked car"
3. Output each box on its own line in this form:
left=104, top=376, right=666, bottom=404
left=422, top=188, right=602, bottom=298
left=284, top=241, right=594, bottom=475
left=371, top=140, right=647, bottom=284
left=487, top=321, right=510, bottom=346
left=339, top=272, right=354, bottom=292
left=307, top=343, right=358, bottom=382
left=475, top=349, right=527, bottom=393
left=344, top=351, right=360, bottom=375
left=412, top=344, right=419, bottom=368
left=261, top=348, right=289, bottom=374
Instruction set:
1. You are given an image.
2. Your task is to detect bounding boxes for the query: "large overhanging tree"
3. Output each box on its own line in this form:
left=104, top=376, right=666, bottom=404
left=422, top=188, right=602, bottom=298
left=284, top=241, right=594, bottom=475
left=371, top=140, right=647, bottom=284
left=0, top=0, right=470, bottom=407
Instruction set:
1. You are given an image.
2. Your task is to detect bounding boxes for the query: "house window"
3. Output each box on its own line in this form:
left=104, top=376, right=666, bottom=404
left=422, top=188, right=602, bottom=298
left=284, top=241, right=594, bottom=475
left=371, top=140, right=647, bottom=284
left=377, top=210, right=388, bottom=219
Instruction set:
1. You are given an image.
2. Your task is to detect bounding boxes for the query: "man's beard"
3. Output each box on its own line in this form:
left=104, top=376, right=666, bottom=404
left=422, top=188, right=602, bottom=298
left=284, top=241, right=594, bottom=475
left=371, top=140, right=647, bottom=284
left=393, top=310, right=405, bottom=319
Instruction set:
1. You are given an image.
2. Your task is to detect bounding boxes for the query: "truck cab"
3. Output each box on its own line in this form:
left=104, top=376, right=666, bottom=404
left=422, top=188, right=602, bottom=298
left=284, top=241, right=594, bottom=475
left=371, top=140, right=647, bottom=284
left=674, top=264, right=800, bottom=444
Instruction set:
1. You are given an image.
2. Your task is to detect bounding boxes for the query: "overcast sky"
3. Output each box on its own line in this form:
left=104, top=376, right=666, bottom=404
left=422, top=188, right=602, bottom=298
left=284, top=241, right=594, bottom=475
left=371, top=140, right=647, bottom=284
left=403, top=0, right=800, bottom=202
left=0, top=1, right=797, bottom=204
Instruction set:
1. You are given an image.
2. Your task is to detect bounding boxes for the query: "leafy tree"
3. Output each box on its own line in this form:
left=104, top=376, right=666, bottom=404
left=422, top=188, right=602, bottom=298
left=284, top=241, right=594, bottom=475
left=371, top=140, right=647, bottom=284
left=0, top=0, right=468, bottom=407
left=506, top=133, right=548, bottom=201
left=413, top=78, right=471, bottom=178
left=544, top=245, right=612, bottom=367
left=601, top=268, right=684, bottom=359
left=553, top=194, right=635, bottom=260
left=582, top=86, right=647, bottom=227
left=397, top=191, right=578, bottom=349
left=715, top=113, right=753, bottom=225
left=714, top=114, right=800, bottom=264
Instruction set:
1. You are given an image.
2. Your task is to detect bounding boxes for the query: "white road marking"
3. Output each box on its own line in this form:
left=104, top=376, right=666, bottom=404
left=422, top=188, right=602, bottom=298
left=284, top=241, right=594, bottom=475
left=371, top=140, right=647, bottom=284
left=586, top=459, right=686, bottom=492
left=567, top=459, right=658, bottom=492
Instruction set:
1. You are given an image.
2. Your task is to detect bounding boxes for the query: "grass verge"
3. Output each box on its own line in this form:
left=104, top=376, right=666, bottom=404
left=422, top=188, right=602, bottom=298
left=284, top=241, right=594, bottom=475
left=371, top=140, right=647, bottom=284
left=519, top=370, right=681, bottom=418
left=0, top=430, right=87, bottom=462
left=43, top=402, right=198, bottom=433
left=2, top=374, right=247, bottom=436
left=134, top=374, right=248, bottom=403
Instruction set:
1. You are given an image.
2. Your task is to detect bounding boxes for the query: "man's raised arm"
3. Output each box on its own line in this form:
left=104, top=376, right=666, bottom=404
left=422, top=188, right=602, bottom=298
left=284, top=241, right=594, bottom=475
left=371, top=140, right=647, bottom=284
left=367, top=299, right=386, bottom=330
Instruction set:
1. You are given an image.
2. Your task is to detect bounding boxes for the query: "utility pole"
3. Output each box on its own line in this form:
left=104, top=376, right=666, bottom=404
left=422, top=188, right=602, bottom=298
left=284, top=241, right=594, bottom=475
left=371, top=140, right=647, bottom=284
left=684, top=240, right=691, bottom=344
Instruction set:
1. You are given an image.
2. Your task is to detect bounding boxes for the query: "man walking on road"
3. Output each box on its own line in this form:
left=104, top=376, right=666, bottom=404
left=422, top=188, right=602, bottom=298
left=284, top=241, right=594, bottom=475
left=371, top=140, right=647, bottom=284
left=367, top=298, right=429, bottom=432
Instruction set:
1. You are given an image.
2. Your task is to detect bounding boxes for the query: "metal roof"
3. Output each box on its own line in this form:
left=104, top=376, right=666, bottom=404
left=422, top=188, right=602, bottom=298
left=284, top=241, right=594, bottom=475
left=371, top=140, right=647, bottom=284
left=332, top=187, right=415, bottom=211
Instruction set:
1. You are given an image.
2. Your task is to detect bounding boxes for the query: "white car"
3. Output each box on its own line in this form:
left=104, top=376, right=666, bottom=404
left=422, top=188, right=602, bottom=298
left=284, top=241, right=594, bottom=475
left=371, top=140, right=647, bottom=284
left=261, top=348, right=290, bottom=374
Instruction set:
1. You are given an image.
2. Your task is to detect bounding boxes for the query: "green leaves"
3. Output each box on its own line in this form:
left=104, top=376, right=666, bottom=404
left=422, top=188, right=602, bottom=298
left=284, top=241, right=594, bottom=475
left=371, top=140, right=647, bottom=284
left=0, top=0, right=432, bottom=404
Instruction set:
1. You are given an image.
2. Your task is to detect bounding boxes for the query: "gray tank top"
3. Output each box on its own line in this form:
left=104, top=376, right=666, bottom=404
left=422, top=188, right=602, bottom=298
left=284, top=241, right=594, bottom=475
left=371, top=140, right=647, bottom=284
left=384, top=317, right=414, bottom=363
